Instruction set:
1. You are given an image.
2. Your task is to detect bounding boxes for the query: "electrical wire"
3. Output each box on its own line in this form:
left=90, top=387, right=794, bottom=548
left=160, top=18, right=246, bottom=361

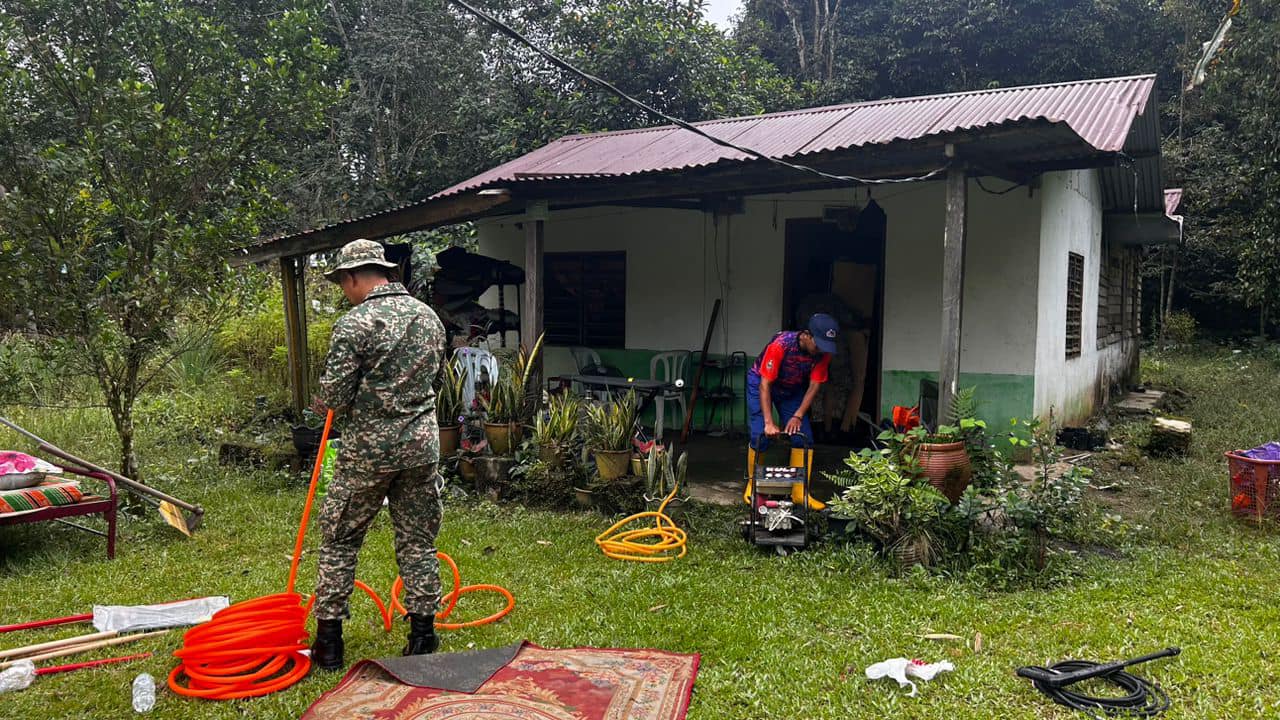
left=446, top=0, right=949, bottom=187
left=1020, top=660, right=1171, bottom=718
left=974, top=177, right=1023, bottom=195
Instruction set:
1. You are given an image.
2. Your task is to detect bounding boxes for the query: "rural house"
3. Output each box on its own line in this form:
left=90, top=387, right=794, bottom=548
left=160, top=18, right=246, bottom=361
left=243, top=74, right=1182, bottom=434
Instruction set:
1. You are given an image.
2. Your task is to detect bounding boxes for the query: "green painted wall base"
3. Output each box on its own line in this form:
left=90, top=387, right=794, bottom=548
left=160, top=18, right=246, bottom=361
left=880, top=370, right=1035, bottom=427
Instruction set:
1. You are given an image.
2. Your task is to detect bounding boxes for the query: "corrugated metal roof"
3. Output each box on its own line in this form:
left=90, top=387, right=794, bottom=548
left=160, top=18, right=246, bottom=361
left=433, top=74, right=1157, bottom=200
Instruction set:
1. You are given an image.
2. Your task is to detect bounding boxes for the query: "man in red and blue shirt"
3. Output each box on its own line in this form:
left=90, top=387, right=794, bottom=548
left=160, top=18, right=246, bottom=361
left=744, top=313, right=839, bottom=510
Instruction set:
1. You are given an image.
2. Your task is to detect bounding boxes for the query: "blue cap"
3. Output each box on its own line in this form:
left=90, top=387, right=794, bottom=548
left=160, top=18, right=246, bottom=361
left=807, top=313, right=839, bottom=354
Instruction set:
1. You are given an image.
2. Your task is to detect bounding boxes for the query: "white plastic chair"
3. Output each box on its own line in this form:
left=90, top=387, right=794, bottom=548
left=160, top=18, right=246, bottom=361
left=649, top=351, right=690, bottom=439
left=569, top=346, right=609, bottom=401
left=455, top=347, right=499, bottom=413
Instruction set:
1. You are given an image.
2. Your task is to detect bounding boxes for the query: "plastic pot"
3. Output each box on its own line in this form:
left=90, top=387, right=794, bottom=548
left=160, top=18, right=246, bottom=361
left=593, top=449, right=631, bottom=482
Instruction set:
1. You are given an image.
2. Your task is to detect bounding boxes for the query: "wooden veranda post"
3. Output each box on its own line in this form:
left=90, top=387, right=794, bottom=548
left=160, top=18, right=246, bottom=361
left=523, top=202, right=546, bottom=376
left=939, top=151, right=967, bottom=422
left=280, top=256, right=310, bottom=417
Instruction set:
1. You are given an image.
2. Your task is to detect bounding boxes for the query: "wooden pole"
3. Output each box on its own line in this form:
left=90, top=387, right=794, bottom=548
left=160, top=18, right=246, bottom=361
left=280, top=256, right=310, bottom=418
left=0, top=630, right=119, bottom=661
left=681, top=298, right=722, bottom=443
left=0, top=630, right=167, bottom=670
left=522, top=211, right=545, bottom=376
left=939, top=154, right=968, bottom=422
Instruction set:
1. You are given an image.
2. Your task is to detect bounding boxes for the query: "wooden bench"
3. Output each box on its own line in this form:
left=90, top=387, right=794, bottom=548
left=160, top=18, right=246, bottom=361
left=0, top=465, right=118, bottom=559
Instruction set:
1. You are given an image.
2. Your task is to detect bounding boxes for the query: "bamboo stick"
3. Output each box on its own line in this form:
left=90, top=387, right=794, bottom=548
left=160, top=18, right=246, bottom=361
left=0, top=630, right=167, bottom=670
left=0, top=629, right=119, bottom=661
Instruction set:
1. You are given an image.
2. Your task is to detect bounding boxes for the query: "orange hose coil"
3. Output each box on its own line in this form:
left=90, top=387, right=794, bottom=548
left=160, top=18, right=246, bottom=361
left=169, top=410, right=515, bottom=700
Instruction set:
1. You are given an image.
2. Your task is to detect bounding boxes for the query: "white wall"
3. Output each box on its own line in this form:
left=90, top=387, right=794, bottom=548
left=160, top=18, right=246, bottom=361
left=478, top=179, right=1042, bottom=379
left=1032, top=169, right=1135, bottom=423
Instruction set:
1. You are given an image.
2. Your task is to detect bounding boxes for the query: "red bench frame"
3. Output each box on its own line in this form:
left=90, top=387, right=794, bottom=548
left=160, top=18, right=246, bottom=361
left=0, top=465, right=118, bottom=559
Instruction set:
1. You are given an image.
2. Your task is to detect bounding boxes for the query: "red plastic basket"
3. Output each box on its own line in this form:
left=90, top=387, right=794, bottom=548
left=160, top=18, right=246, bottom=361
left=1225, top=451, right=1280, bottom=523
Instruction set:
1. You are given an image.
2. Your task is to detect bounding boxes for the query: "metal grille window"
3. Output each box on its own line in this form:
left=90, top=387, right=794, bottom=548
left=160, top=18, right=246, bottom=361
left=543, top=252, right=626, bottom=348
left=1066, top=252, right=1084, bottom=358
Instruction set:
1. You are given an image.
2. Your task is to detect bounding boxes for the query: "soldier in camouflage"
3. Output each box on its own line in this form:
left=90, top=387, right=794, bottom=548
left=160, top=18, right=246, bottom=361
left=310, top=239, right=447, bottom=671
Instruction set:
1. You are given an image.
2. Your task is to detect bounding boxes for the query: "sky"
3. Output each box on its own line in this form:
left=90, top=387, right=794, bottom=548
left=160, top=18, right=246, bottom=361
left=703, top=0, right=742, bottom=31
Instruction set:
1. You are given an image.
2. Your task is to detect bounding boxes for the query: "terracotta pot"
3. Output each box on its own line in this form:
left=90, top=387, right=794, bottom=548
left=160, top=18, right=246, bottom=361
left=915, top=441, right=972, bottom=503
left=594, top=449, right=632, bottom=481
left=484, top=422, right=523, bottom=455
left=439, top=426, right=461, bottom=458
left=459, top=458, right=478, bottom=484
left=474, top=456, right=515, bottom=498
left=538, top=444, right=564, bottom=468
left=573, top=487, right=596, bottom=509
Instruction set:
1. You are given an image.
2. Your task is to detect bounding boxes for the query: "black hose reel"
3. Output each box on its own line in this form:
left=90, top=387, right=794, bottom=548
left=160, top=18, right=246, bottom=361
left=1017, top=647, right=1180, bottom=717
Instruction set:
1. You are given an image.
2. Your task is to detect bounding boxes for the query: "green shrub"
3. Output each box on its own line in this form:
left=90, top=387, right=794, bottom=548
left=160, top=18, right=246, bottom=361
left=215, top=292, right=335, bottom=390
left=1163, top=311, right=1198, bottom=345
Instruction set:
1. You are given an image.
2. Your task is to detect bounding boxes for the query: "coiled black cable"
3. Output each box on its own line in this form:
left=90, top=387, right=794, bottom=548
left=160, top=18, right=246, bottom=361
left=1020, top=660, right=1171, bottom=718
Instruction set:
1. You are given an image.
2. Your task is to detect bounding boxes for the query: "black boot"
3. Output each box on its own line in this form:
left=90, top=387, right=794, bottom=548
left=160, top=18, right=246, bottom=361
left=402, top=613, right=439, bottom=656
left=311, top=619, right=344, bottom=671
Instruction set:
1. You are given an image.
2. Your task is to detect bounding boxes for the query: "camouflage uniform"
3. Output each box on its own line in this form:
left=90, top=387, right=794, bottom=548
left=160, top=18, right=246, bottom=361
left=314, top=244, right=447, bottom=621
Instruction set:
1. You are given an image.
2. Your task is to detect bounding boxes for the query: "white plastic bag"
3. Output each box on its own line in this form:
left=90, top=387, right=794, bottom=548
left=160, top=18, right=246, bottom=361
left=865, top=657, right=955, bottom=697
left=0, top=660, right=36, bottom=694
left=93, top=596, right=230, bottom=633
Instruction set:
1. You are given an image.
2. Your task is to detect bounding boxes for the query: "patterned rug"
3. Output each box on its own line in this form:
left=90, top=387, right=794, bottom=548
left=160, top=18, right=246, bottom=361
left=301, top=641, right=699, bottom=720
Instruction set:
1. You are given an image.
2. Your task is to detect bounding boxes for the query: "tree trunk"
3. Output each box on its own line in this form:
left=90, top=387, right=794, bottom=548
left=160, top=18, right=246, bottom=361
left=119, top=413, right=139, bottom=481
left=1164, top=247, right=1179, bottom=331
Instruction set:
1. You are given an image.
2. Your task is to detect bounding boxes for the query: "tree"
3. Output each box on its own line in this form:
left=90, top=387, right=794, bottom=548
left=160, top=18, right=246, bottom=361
left=0, top=0, right=338, bottom=478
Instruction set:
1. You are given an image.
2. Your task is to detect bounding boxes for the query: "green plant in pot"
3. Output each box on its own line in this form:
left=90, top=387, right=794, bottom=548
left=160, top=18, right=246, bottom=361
left=644, top=446, right=689, bottom=521
left=827, top=450, right=949, bottom=568
left=533, top=392, right=580, bottom=467
left=481, top=335, right=544, bottom=455
left=436, top=359, right=466, bottom=458
left=584, top=391, right=638, bottom=481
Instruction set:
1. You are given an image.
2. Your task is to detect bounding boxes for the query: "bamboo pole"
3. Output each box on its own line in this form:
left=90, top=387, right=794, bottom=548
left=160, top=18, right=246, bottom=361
left=0, top=629, right=119, bottom=661
left=0, top=630, right=167, bottom=670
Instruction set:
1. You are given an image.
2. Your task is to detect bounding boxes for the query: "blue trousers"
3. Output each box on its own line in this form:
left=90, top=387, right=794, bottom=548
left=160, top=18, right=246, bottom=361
left=747, top=378, right=810, bottom=451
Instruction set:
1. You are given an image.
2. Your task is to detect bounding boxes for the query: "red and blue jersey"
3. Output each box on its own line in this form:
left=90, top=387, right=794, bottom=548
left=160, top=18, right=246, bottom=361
left=748, top=331, right=830, bottom=396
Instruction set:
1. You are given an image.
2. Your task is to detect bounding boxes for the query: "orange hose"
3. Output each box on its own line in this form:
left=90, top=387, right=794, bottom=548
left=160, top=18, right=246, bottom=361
left=169, top=410, right=515, bottom=701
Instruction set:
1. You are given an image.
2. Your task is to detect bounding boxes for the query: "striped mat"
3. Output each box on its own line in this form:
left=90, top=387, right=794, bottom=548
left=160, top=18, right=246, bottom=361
left=0, top=479, right=84, bottom=514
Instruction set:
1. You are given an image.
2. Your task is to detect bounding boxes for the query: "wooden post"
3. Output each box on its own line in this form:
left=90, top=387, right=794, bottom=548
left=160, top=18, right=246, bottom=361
left=280, top=256, right=310, bottom=417
left=522, top=203, right=546, bottom=375
left=938, top=153, right=967, bottom=422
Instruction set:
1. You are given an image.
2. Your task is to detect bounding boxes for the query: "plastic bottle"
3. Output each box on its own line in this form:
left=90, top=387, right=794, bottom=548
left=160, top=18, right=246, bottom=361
left=131, top=672, right=156, bottom=713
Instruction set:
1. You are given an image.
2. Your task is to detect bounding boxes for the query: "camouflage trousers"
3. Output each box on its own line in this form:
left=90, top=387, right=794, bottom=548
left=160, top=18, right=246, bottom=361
left=313, top=463, right=442, bottom=620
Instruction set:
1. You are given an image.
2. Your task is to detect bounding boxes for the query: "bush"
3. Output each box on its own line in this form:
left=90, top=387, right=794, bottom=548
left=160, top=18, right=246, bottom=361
left=1163, top=311, right=1198, bottom=345
left=215, top=292, right=335, bottom=391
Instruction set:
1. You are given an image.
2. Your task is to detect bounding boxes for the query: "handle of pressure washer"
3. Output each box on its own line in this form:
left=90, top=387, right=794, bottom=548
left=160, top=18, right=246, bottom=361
left=1016, top=647, right=1181, bottom=688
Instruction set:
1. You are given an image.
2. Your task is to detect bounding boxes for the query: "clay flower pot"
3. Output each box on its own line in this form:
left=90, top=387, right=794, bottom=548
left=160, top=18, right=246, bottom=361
left=458, top=457, right=478, bottom=485
left=484, top=422, right=523, bottom=455
left=439, top=426, right=461, bottom=458
left=915, top=441, right=972, bottom=503
left=573, top=486, right=596, bottom=509
left=593, top=449, right=631, bottom=481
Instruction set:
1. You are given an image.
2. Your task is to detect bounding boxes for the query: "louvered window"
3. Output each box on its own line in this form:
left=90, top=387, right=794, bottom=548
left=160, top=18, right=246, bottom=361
left=1066, top=252, right=1084, bottom=358
left=544, top=252, right=626, bottom=348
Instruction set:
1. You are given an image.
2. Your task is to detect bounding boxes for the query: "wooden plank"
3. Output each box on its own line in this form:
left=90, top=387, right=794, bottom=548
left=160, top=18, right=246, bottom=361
left=232, top=190, right=513, bottom=266
left=280, top=257, right=309, bottom=417
left=938, top=159, right=967, bottom=422
left=522, top=217, right=544, bottom=367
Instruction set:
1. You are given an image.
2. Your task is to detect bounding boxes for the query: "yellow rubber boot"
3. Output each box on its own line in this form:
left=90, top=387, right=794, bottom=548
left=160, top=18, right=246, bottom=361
left=743, top=447, right=758, bottom=504
left=789, top=447, right=825, bottom=511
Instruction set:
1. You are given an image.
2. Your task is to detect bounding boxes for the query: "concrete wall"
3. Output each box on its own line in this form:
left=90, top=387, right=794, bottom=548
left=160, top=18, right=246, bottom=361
left=479, top=178, right=1043, bottom=425
left=1032, top=169, right=1138, bottom=424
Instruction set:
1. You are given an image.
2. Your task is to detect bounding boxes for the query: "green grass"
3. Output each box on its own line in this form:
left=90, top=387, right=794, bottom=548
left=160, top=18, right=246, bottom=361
left=4, top=346, right=1280, bottom=718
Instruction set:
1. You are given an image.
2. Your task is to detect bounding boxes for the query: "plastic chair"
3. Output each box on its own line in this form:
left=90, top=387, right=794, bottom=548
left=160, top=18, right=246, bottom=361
left=569, top=346, right=611, bottom=401
left=456, top=347, right=499, bottom=413
left=648, top=351, right=690, bottom=439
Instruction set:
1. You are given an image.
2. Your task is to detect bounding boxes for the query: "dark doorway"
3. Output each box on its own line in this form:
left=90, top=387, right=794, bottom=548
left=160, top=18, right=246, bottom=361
left=781, top=201, right=887, bottom=447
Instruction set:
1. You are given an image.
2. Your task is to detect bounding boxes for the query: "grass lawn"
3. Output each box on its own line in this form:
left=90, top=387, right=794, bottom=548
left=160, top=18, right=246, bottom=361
left=3, top=346, right=1280, bottom=719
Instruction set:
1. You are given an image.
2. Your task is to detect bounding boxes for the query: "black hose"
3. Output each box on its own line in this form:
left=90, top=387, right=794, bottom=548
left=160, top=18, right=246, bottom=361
left=1019, top=659, right=1171, bottom=717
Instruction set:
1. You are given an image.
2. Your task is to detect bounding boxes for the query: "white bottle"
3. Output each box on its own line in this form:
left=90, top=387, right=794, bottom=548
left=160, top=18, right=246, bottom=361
left=131, top=672, right=156, bottom=713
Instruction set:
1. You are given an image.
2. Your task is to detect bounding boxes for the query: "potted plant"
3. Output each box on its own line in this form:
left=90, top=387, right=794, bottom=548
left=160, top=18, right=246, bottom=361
left=584, top=391, right=638, bottom=481
left=457, top=436, right=486, bottom=488
left=437, top=359, right=466, bottom=458
left=910, top=424, right=975, bottom=503
left=532, top=392, right=580, bottom=467
left=644, top=446, right=689, bottom=522
left=827, top=450, right=949, bottom=568
left=481, top=336, right=544, bottom=455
